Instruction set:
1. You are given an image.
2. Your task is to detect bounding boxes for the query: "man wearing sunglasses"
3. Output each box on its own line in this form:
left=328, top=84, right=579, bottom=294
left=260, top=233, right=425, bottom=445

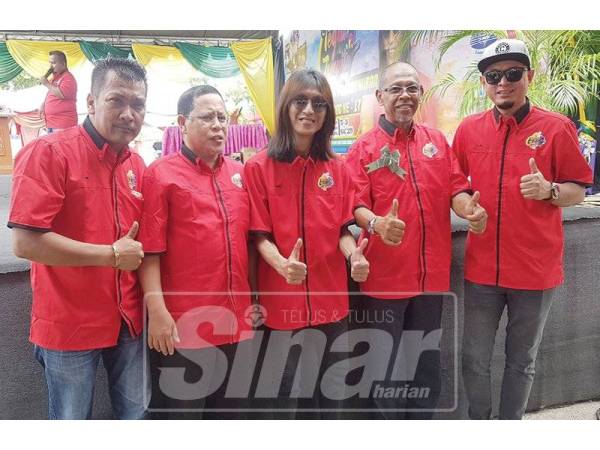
left=452, top=38, right=593, bottom=419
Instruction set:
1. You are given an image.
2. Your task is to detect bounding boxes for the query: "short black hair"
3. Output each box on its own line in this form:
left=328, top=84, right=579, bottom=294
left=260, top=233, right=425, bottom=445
left=49, top=50, right=67, bottom=66
left=91, top=57, right=147, bottom=96
left=177, top=85, right=223, bottom=117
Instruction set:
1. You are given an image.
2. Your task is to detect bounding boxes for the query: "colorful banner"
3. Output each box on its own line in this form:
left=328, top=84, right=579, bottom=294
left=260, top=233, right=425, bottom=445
left=6, top=40, right=87, bottom=78
left=231, top=38, right=276, bottom=136
left=282, top=30, right=484, bottom=149
left=283, top=31, right=381, bottom=151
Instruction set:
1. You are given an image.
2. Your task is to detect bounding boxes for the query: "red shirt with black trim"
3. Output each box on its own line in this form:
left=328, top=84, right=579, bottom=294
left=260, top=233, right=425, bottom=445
left=43, top=70, right=78, bottom=129
left=452, top=102, right=593, bottom=290
left=138, top=146, right=253, bottom=348
left=244, top=149, right=355, bottom=330
left=345, top=115, right=470, bottom=300
left=8, top=117, right=145, bottom=351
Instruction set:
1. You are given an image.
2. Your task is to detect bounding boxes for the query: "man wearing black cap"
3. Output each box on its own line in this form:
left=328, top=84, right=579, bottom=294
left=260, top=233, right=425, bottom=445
left=452, top=38, right=593, bottom=419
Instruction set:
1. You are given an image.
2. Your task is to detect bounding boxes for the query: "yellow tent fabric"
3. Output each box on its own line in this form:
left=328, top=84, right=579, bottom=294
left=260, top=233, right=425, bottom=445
left=231, top=38, right=276, bottom=136
left=6, top=40, right=86, bottom=78
left=131, top=43, right=197, bottom=83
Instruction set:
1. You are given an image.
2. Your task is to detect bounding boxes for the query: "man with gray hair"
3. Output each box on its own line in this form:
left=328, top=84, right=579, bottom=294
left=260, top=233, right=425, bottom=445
left=345, top=62, right=487, bottom=419
left=9, top=57, right=149, bottom=419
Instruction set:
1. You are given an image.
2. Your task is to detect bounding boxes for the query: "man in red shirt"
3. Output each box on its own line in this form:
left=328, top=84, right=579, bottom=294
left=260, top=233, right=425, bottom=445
left=345, top=62, right=487, bottom=419
left=9, top=57, right=148, bottom=419
left=453, top=39, right=593, bottom=419
left=39, top=50, right=78, bottom=133
left=138, top=85, right=254, bottom=419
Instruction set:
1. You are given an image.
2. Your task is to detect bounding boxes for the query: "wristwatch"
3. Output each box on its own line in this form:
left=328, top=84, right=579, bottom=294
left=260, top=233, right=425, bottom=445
left=367, top=216, right=377, bottom=234
left=548, top=182, right=560, bottom=201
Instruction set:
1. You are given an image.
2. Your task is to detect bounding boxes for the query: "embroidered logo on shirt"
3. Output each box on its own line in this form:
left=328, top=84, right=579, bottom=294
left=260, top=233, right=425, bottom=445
left=526, top=131, right=546, bottom=150
left=365, top=145, right=407, bottom=179
left=127, top=170, right=143, bottom=199
left=317, top=172, right=335, bottom=191
left=422, top=142, right=438, bottom=158
left=231, top=173, right=243, bottom=189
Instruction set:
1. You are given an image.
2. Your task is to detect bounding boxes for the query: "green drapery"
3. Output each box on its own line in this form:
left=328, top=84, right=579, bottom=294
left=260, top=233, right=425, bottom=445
left=174, top=42, right=239, bottom=78
left=0, top=42, right=23, bottom=83
left=79, top=41, right=131, bottom=63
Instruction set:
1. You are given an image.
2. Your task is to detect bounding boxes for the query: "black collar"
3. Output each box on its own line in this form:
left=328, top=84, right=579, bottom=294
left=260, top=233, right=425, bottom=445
left=83, top=116, right=106, bottom=150
left=181, top=144, right=197, bottom=165
left=378, top=114, right=414, bottom=137
left=181, top=144, right=224, bottom=169
left=493, top=98, right=531, bottom=125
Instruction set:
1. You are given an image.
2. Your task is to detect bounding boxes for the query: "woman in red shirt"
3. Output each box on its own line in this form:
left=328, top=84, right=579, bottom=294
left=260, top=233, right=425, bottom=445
left=244, top=69, right=369, bottom=418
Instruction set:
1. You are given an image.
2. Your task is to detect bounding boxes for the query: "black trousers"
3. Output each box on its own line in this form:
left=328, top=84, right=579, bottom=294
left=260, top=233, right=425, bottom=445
left=250, top=319, right=349, bottom=419
left=347, top=294, right=443, bottom=419
left=149, top=341, right=250, bottom=419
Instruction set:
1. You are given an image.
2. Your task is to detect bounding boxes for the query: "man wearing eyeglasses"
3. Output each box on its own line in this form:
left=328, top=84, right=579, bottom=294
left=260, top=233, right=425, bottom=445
left=137, top=85, right=254, bottom=418
left=345, top=62, right=487, bottom=419
left=452, top=38, right=593, bottom=420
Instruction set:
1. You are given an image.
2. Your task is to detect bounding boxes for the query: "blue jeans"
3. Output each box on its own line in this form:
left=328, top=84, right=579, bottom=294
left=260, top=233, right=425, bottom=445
left=33, top=322, right=149, bottom=420
left=461, top=281, right=555, bottom=420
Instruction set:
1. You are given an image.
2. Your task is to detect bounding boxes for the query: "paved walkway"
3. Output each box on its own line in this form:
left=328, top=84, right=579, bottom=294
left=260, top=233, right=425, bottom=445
left=526, top=400, right=600, bottom=420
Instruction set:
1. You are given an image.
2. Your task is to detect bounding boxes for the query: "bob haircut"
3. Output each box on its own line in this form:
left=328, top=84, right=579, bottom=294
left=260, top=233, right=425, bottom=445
left=268, top=69, right=336, bottom=162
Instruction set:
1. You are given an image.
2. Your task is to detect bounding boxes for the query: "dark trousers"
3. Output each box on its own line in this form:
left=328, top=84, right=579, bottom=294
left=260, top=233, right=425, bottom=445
left=347, top=294, right=443, bottom=419
left=149, top=341, right=250, bottom=419
left=250, top=319, right=349, bottom=419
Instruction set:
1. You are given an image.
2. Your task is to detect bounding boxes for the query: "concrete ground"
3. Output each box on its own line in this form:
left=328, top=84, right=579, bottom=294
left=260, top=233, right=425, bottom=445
left=526, top=400, right=600, bottom=420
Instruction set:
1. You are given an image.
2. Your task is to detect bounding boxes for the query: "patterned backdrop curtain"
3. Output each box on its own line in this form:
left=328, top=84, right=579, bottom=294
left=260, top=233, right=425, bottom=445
left=231, top=38, right=276, bottom=135
left=0, top=42, right=22, bottom=83
left=6, top=40, right=86, bottom=77
left=79, top=41, right=131, bottom=63
left=173, top=42, right=240, bottom=78
left=131, top=43, right=197, bottom=82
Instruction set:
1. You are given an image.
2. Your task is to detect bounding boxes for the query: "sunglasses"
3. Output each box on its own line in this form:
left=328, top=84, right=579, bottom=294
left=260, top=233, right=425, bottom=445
left=292, top=96, right=328, bottom=112
left=483, top=67, right=529, bottom=85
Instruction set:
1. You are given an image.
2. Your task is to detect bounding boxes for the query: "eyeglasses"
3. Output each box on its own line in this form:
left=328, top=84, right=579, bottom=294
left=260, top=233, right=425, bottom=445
left=483, top=67, right=529, bottom=85
left=380, top=84, right=421, bottom=96
left=187, top=112, right=228, bottom=125
left=291, top=96, right=328, bottom=112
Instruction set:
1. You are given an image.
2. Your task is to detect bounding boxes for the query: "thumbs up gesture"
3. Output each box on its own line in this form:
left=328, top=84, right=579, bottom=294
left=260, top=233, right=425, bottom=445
left=350, top=238, right=370, bottom=283
left=464, top=191, right=488, bottom=234
left=280, top=238, right=307, bottom=285
left=520, top=158, right=552, bottom=200
left=374, top=199, right=406, bottom=246
left=111, top=221, right=144, bottom=271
